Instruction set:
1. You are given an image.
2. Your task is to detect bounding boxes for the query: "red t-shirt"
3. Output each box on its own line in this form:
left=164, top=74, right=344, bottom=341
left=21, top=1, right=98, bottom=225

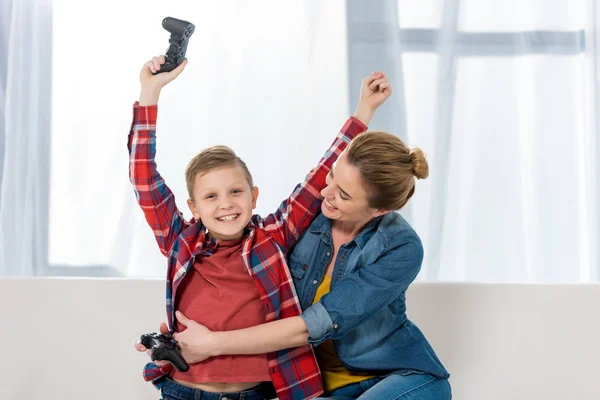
left=172, top=239, right=270, bottom=383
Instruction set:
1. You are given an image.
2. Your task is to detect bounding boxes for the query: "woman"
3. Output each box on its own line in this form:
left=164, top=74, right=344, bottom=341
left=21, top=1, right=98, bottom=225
left=150, top=75, right=451, bottom=399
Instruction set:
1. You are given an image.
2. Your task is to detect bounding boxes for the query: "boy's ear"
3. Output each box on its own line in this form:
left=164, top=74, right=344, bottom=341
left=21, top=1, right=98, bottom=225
left=187, top=199, right=200, bottom=220
left=251, top=186, right=259, bottom=209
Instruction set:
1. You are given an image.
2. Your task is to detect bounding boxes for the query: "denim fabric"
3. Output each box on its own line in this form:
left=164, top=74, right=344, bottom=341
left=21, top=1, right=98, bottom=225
left=160, top=379, right=267, bottom=400
left=292, top=212, right=449, bottom=379
left=315, top=373, right=451, bottom=399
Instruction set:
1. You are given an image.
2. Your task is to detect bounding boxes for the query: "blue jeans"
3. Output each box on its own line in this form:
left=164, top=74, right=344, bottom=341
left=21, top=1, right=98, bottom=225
left=160, top=378, right=267, bottom=400
left=316, top=373, right=451, bottom=400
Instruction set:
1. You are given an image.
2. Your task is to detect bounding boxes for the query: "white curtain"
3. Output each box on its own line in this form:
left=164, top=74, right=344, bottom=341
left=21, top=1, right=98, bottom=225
left=345, top=0, right=599, bottom=282
left=1, top=0, right=598, bottom=281
left=0, top=0, right=52, bottom=276
left=391, top=0, right=599, bottom=282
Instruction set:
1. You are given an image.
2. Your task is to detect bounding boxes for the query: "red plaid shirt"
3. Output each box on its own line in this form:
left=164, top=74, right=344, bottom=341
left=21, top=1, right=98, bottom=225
left=128, top=102, right=367, bottom=399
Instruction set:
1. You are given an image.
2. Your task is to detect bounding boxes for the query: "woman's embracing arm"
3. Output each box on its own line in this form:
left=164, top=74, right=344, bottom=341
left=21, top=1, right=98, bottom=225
left=170, top=235, right=421, bottom=363
left=301, top=237, right=423, bottom=345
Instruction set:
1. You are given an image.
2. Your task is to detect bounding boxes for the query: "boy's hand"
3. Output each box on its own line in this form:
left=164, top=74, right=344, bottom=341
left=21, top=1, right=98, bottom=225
left=353, top=71, right=392, bottom=126
left=133, top=322, right=171, bottom=368
left=140, top=54, right=188, bottom=90
left=138, top=54, right=188, bottom=105
left=360, top=71, right=392, bottom=110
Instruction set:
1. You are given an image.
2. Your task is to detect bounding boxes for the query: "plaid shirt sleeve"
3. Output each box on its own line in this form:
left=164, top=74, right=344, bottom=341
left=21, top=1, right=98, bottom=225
left=128, top=102, right=191, bottom=256
left=258, top=117, right=367, bottom=251
left=142, top=362, right=173, bottom=388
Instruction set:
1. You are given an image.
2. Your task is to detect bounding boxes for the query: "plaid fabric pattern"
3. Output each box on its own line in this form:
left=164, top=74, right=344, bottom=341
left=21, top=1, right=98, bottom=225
left=128, top=102, right=366, bottom=399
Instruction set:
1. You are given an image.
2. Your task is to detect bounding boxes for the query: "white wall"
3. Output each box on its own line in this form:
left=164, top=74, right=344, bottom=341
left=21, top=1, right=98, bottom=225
left=1, top=278, right=599, bottom=399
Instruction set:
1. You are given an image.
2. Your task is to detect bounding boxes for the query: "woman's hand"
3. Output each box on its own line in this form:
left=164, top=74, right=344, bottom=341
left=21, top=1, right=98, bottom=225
left=172, top=311, right=217, bottom=364
left=133, top=322, right=171, bottom=368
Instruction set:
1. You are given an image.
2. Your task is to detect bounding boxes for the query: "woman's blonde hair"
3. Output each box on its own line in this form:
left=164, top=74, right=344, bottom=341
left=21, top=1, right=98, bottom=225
left=346, top=131, right=429, bottom=210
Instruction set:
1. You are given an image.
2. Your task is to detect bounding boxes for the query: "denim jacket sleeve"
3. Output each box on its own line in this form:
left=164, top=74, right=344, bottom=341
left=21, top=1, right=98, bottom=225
left=300, top=236, right=423, bottom=345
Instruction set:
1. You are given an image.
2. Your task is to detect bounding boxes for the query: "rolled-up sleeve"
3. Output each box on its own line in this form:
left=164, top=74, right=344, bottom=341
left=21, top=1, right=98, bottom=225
left=301, top=237, right=423, bottom=346
left=300, top=301, right=337, bottom=345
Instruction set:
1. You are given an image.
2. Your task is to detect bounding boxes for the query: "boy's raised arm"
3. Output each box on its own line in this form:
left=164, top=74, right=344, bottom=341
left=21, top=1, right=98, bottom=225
left=259, top=71, right=392, bottom=251
left=128, top=55, right=190, bottom=257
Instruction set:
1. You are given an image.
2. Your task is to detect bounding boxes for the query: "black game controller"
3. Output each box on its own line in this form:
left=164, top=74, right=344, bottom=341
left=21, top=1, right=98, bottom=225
left=154, top=17, right=195, bottom=74
left=140, top=332, right=190, bottom=372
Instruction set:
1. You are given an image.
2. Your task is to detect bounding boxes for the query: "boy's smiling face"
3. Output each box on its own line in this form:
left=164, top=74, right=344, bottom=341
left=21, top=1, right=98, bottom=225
left=187, top=164, right=259, bottom=242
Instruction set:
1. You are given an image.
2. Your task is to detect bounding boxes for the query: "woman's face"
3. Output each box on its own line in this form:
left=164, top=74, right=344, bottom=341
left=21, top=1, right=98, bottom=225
left=320, top=152, right=385, bottom=225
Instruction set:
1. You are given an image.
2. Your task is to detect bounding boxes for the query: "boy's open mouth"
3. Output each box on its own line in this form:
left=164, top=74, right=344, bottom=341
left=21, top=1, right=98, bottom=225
left=216, top=213, right=240, bottom=222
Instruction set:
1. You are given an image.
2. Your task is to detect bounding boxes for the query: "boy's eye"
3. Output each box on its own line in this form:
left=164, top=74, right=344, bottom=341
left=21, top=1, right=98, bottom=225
left=205, top=194, right=216, bottom=199
left=232, top=189, right=242, bottom=194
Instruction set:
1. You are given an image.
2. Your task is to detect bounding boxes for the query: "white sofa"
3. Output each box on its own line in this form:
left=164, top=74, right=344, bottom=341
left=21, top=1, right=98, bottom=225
left=1, top=278, right=598, bottom=399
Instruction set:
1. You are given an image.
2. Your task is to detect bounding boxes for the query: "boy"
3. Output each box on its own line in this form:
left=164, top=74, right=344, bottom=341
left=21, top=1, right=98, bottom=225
left=131, top=54, right=388, bottom=400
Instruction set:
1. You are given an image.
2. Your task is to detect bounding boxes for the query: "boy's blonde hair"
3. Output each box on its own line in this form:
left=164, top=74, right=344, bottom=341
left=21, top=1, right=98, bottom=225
left=185, top=146, right=254, bottom=200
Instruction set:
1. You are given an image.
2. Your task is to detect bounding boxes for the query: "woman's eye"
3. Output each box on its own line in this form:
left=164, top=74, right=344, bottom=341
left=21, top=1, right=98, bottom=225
left=339, top=192, right=348, bottom=201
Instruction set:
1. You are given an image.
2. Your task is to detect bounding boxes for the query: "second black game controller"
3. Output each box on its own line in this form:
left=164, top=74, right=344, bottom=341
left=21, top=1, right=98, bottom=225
left=154, top=17, right=195, bottom=74
left=140, top=332, right=190, bottom=372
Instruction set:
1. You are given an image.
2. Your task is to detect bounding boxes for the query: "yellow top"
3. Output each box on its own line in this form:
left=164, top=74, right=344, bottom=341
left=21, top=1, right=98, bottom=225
left=312, top=275, right=377, bottom=393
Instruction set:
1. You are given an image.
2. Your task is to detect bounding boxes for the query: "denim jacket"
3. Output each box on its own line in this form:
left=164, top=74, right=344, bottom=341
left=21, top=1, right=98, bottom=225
left=291, top=211, right=449, bottom=379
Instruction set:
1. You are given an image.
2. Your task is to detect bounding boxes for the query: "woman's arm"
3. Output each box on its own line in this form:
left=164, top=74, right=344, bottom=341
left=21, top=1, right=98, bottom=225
left=213, top=315, right=309, bottom=355
left=172, top=311, right=310, bottom=363
left=173, top=233, right=422, bottom=363
left=303, top=238, right=423, bottom=345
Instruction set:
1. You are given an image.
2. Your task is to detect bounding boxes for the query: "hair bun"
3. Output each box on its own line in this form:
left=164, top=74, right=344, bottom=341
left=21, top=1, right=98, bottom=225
left=410, top=147, right=429, bottom=179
